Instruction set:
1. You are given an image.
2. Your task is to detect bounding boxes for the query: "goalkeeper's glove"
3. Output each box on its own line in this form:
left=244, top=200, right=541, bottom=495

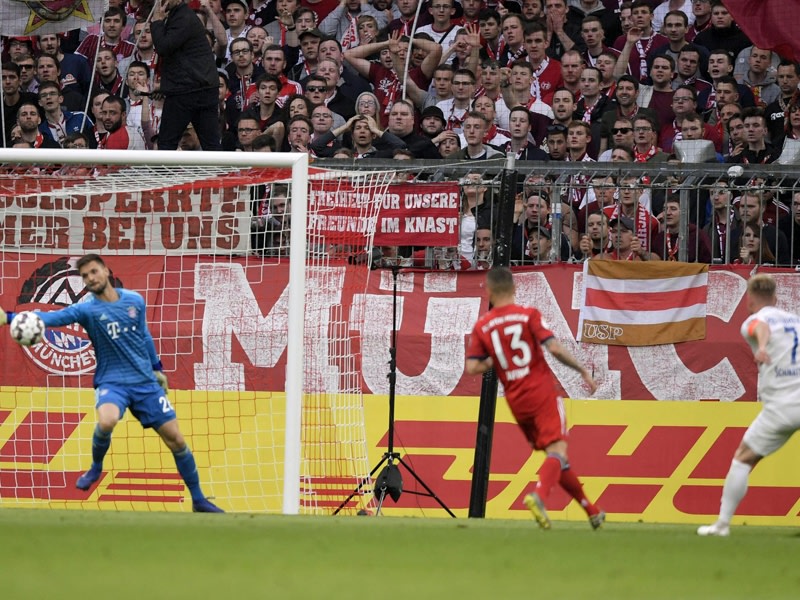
left=0, top=309, right=6, bottom=327
left=154, top=371, right=169, bottom=395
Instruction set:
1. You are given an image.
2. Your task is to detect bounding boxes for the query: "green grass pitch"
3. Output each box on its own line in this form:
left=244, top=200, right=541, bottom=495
left=1, top=509, right=797, bottom=600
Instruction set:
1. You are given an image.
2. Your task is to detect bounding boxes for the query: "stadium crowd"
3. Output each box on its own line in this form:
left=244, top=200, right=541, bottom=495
left=1, top=0, right=800, bottom=266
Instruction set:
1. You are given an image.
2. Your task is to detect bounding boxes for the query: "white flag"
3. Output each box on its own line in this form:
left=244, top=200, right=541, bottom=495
left=0, top=0, right=106, bottom=37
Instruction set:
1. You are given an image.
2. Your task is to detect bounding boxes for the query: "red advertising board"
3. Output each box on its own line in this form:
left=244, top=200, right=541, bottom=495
left=2, top=254, right=794, bottom=401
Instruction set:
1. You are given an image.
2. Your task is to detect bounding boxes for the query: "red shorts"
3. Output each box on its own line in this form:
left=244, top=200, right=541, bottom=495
left=515, top=395, right=567, bottom=450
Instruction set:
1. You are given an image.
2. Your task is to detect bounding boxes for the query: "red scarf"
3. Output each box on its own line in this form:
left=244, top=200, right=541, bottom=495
left=634, top=145, right=657, bottom=162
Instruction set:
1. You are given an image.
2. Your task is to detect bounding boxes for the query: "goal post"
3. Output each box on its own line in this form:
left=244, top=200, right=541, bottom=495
left=0, top=149, right=390, bottom=515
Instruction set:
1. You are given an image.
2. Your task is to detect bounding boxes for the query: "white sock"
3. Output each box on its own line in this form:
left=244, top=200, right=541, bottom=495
left=719, top=459, right=752, bottom=525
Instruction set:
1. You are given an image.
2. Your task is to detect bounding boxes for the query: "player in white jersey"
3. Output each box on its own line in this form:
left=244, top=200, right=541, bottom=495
left=698, top=274, right=800, bottom=537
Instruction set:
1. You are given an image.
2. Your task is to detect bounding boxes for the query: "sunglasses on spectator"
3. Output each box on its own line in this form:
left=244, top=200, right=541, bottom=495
left=612, top=127, right=632, bottom=134
left=546, top=124, right=566, bottom=134
left=306, top=86, right=327, bottom=92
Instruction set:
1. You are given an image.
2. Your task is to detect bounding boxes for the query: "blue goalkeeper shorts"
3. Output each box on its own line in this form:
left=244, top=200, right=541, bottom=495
left=95, top=383, right=176, bottom=430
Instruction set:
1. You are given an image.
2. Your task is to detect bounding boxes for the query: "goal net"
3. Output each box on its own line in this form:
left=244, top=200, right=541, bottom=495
left=0, top=149, right=394, bottom=515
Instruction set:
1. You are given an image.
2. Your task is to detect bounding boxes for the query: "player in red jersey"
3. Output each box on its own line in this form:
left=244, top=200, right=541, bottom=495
left=466, top=267, right=604, bottom=529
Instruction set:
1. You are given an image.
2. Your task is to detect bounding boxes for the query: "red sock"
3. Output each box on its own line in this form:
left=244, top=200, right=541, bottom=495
left=560, top=468, right=598, bottom=516
left=534, top=456, right=561, bottom=501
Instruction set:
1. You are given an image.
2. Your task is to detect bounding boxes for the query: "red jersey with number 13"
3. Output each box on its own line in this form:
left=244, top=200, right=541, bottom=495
left=467, top=303, right=559, bottom=420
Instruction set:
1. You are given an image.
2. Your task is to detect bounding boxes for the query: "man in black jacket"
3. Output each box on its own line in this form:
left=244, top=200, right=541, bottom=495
left=151, top=0, right=221, bottom=150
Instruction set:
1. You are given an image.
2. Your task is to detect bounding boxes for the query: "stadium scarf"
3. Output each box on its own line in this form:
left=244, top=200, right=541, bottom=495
left=607, top=204, right=652, bottom=250
left=580, top=95, right=600, bottom=123
left=46, top=114, right=68, bottom=145
left=483, top=123, right=498, bottom=144
left=664, top=232, right=679, bottom=261
left=341, top=13, right=359, bottom=50
left=398, top=18, right=414, bottom=36
left=634, top=144, right=657, bottom=162
left=603, top=81, right=616, bottom=99
left=485, top=39, right=504, bottom=62
left=278, top=23, right=288, bottom=46
left=714, top=211, right=734, bottom=258
left=751, top=84, right=763, bottom=107
left=636, top=34, right=656, bottom=82
left=505, top=44, right=526, bottom=67
left=31, top=132, right=46, bottom=148
left=530, top=57, right=550, bottom=101
left=446, top=102, right=468, bottom=131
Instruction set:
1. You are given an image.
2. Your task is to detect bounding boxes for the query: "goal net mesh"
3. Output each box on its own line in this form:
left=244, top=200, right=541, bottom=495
left=0, top=154, right=394, bottom=514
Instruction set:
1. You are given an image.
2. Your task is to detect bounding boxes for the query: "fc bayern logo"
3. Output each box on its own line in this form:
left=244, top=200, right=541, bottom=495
left=16, top=257, right=123, bottom=375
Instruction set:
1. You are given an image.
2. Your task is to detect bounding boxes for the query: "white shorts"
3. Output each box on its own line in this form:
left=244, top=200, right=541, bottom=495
left=742, top=404, right=800, bottom=458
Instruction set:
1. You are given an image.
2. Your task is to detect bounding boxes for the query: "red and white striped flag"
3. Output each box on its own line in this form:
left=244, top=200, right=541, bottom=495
left=0, top=0, right=105, bottom=37
left=578, top=260, right=708, bottom=346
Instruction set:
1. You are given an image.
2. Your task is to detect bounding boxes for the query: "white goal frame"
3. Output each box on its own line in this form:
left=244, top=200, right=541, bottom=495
left=0, top=148, right=309, bottom=514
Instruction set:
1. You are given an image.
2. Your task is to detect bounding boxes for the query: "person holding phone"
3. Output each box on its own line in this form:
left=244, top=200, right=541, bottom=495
left=150, top=0, right=222, bottom=150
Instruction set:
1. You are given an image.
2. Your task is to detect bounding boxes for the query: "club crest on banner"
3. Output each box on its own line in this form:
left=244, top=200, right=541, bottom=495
left=5, top=0, right=96, bottom=35
left=15, top=257, right=123, bottom=375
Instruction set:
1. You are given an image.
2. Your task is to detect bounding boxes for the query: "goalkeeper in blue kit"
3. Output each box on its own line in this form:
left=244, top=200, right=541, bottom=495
left=0, top=254, right=223, bottom=513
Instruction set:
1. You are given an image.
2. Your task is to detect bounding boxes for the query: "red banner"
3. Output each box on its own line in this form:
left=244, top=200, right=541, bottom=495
left=308, top=181, right=460, bottom=247
left=3, top=255, right=796, bottom=401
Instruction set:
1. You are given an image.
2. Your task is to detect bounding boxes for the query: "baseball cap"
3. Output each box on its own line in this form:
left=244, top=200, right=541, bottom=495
left=608, top=215, right=635, bottom=231
left=421, top=106, right=445, bottom=124
left=222, top=0, right=248, bottom=11
left=298, top=28, right=324, bottom=40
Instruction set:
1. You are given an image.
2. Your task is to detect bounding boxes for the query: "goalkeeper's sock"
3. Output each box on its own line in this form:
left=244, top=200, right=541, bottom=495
left=173, top=446, right=205, bottom=502
left=534, top=454, right=562, bottom=500
left=559, top=467, right=598, bottom=515
left=90, top=425, right=112, bottom=471
left=718, top=459, right=752, bottom=525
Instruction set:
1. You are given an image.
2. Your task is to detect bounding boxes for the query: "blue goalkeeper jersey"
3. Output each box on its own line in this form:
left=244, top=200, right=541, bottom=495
left=37, top=289, right=161, bottom=388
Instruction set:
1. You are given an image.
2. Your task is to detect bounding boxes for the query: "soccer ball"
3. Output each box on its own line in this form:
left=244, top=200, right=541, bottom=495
left=10, top=311, right=45, bottom=347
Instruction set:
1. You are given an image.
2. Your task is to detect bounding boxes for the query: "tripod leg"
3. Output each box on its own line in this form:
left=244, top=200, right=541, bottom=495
left=397, top=456, right=457, bottom=518
left=332, top=456, right=388, bottom=515
left=375, top=489, right=388, bottom=516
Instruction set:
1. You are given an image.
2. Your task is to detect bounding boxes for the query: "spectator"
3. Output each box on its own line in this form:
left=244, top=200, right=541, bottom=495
left=726, top=107, right=780, bottom=164
left=317, top=37, right=373, bottom=100
left=290, top=28, right=323, bottom=82
left=226, top=38, right=263, bottom=113
left=419, top=105, right=446, bottom=139
left=653, top=195, right=713, bottom=262
left=784, top=102, right=800, bottom=142
left=437, top=68, right=476, bottom=133
left=387, top=0, right=424, bottom=36
left=597, top=214, right=661, bottom=260
left=725, top=112, right=746, bottom=159
left=416, top=0, right=463, bottom=59
left=599, top=76, right=657, bottom=145
left=221, top=0, right=252, bottom=60
left=286, top=114, right=312, bottom=153
left=687, top=0, right=712, bottom=41
left=1, top=62, right=37, bottom=146
left=599, top=117, right=634, bottom=160
left=118, top=20, right=159, bottom=85
left=37, top=81, right=94, bottom=146
left=790, top=191, right=800, bottom=265
left=703, top=178, right=739, bottom=262
left=15, top=102, right=61, bottom=148
left=521, top=0, right=544, bottom=22
left=453, top=111, right=503, bottom=160
left=6, top=37, right=34, bottom=63
left=501, top=60, right=555, bottom=139
left=64, top=131, right=91, bottom=149
left=699, top=49, right=756, bottom=113
left=673, top=45, right=712, bottom=95
left=320, top=0, right=390, bottom=48
left=558, top=49, right=583, bottom=98
left=97, top=95, right=147, bottom=150
left=766, top=61, right=800, bottom=143
left=259, top=45, right=302, bottom=109
left=604, top=175, right=660, bottom=251
left=471, top=226, right=494, bottom=270
left=575, top=66, right=610, bottom=133
left=14, top=55, right=37, bottom=94
left=333, top=115, right=406, bottom=158
left=417, top=63, right=454, bottom=110
left=613, top=0, right=669, bottom=83
left=478, top=9, right=503, bottom=61
left=36, top=55, right=84, bottom=112
left=652, top=0, right=695, bottom=33
left=285, top=94, right=313, bottom=119
left=596, top=51, right=619, bottom=98
left=437, top=130, right=461, bottom=157
left=93, top=48, right=125, bottom=96
left=460, top=173, right=485, bottom=262
left=638, top=54, right=675, bottom=128
left=729, top=190, right=790, bottom=265
left=524, top=20, right=563, bottom=105
left=478, top=59, right=511, bottom=127
left=653, top=10, right=708, bottom=70
left=235, top=114, right=262, bottom=151
left=737, top=47, right=780, bottom=108
left=470, top=95, right=511, bottom=147
left=152, top=0, right=222, bottom=150
left=551, top=87, right=576, bottom=131
left=37, top=33, right=91, bottom=96
left=544, top=0, right=581, bottom=60
left=546, top=123, right=568, bottom=160
left=498, top=13, right=526, bottom=67
left=243, top=74, right=286, bottom=147
left=246, top=26, right=268, bottom=66
left=735, top=223, right=776, bottom=265
left=569, top=4, right=621, bottom=49
left=88, top=90, right=111, bottom=147
left=178, top=123, right=202, bottom=151
left=660, top=85, right=722, bottom=153
left=75, top=7, right=135, bottom=70
left=578, top=210, right=610, bottom=260
left=718, top=102, right=742, bottom=155
left=505, top=106, right=550, bottom=160
left=309, top=104, right=338, bottom=148
left=315, top=58, right=356, bottom=119
left=679, top=111, right=723, bottom=161
left=692, top=1, right=751, bottom=59
left=387, top=99, right=440, bottom=158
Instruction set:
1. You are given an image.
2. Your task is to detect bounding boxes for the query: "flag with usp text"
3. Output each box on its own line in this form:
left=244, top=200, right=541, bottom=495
left=0, top=0, right=106, bottom=37
left=578, top=260, right=708, bottom=347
